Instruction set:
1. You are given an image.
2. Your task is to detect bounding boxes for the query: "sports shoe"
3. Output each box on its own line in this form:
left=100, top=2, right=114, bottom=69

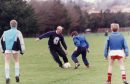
left=59, top=64, right=63, bottom=68
left=123, top=81, right=129, bottom=84
left=15, top=76, right=20, bottom=82
left=74, top=63, right=80, bottom=69
left=86, top=64, right=89, bottom=68
left=105, top=81, right=111, bottom=84
left=6, top=78, right=10, bottom=84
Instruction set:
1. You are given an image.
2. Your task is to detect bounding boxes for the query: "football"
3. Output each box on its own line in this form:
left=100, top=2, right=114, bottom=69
left=63, top=63, right=71, bottom=69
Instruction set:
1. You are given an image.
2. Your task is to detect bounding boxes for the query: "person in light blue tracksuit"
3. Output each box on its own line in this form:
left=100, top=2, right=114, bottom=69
left=0, top=20, right=25, bottom=84
left=104, top=23, right=129, bottom=84
left=71, top=31, right=89, bottom=69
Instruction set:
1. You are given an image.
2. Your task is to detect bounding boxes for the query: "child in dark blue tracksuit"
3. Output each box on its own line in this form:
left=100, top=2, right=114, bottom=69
left=71, top=31, right=89, bottom=69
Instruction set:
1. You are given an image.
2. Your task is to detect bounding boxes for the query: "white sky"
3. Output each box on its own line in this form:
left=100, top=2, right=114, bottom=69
left=27, top=0, right=96, bottom=3
left=83, top=0, right=96, bottom=3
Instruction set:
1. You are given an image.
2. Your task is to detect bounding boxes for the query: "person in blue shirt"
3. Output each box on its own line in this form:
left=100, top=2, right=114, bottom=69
left=0, top=20, right=25, bottom=84
left=71, top=31, right=89, bottom=69
left=104, top=23, right=129, bottom=84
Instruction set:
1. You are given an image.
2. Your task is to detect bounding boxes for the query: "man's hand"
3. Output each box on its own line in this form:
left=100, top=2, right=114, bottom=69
left=74, top=47, right=77, bottom=51
left=87, top=49, right=90, bottom=53
left=65, top=50, right=68, bottom=55
left=20, top=51, right=24, bottom=55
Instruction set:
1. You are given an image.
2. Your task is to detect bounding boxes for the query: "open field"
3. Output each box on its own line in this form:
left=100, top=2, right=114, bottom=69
left=0, top=32, right=130, bottom=84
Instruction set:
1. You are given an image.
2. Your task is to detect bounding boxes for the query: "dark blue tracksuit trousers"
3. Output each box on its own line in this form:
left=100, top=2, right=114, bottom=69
left=72, top=47, right=89, bottom=66
left=49, top=47, right=68, bottom=67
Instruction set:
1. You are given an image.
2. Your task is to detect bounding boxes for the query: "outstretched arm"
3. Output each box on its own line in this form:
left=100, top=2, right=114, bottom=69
left=38, top=31, right=53, bottom=40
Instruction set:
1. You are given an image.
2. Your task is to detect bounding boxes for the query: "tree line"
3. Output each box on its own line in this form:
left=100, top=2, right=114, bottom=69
left=0, top=0, right=130, bottom=37
left=0, top=0, right=37, bottom=37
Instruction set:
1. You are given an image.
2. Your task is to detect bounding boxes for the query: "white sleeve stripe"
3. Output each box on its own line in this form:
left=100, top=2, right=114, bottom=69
left=17, top=30, right=25, bottom=52
left=0, top=32, right=4, bottom=52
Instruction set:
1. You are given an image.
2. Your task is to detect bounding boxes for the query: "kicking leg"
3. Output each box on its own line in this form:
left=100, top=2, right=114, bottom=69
left=57, top=48, right=68, bottom=63
left=50, top=48, right=63, bottom=68
left=71, top=50, right=80, bottom=69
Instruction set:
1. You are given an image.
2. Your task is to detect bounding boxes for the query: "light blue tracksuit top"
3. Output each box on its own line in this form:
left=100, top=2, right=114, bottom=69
left=4, top=27, right=17, bottom=50
left=104, top=32, right=129, bottom=58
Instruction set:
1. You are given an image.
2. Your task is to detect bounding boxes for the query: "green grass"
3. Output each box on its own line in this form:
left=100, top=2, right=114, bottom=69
left=0, top=32, right=130, bottom=84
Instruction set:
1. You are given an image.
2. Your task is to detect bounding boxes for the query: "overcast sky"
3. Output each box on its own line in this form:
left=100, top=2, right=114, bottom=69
left=84, top=0, right=96, bottom=3
left=26, top=0, right=130, bottom=12
left=27, top=0, right=96, bottom=3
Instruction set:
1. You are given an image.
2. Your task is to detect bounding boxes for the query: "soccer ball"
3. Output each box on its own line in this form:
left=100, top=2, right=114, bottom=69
left=63, top=63, right=71, bottom=69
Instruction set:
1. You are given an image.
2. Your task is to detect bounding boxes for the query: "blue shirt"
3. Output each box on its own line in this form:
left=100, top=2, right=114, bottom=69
left=73, top=34, right=89, bottom=49
left=4, top=27, right=17, bottom=50
left=104, top=32, right=129, bottom=58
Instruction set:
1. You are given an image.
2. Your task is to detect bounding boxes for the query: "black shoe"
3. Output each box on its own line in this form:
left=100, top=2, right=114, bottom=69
left=123, top=81, right=129, bottom=84
left=6, top=78, right=10, bottom=84
left=15, top=76, right=20, bottom=82
left=74, top=63, right=80, bottom=69
left=86, top=64, right=89, bottom=68
left=59, top=64, right=63, bottom=68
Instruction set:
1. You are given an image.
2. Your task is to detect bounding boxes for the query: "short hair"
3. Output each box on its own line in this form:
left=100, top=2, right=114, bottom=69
left=71, top=31, right=78, bottom=37
left=10, top=20, right=18, bottom=27
left=111, top=23, right=119, bottom=32
left=57, top=26, right=63, bottom=30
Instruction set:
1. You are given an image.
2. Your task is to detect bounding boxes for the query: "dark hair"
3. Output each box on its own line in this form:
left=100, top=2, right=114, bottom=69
left=71, top=31, right=78, bottom=37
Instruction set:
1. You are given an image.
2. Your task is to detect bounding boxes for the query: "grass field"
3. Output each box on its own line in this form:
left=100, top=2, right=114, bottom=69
left=0, top=32, right=130, bottom=84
